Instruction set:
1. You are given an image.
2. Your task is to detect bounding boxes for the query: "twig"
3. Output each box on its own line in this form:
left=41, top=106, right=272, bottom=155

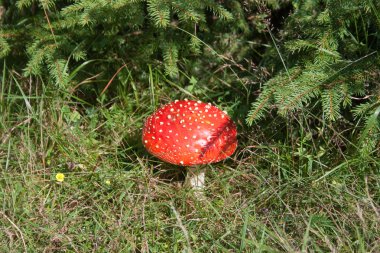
left=141, top=192, right=149, bottom=253
left=365, top=176, right=380, bottom=219
left=100, top=64, right=127, bottom=96
left=0, top=211, right=27, bottom=252
left=170, top=203, right=193, bottom=253
left=1, top=117, right=32, bottom=144
left=70, top=73, right=102, bottom=94
left=43, top=7, right=63, bottom=85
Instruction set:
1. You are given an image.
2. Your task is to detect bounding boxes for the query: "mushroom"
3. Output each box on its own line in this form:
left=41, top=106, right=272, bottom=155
left=142, top=99, right=237, bottom=193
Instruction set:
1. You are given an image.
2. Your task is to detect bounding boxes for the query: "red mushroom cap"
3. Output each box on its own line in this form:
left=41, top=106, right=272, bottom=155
left=142, top=99, right=237, bottom=166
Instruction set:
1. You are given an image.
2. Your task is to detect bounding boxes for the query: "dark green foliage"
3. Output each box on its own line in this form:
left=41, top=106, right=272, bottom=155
left=0, top=0, right=240, bottom=84
left=1, top=0, right=378, bottom=155
left=246, top=0, right=380, bottom=157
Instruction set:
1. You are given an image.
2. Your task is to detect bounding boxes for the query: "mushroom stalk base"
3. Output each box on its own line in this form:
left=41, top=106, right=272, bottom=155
left=186, top=166, right=205, bottom=191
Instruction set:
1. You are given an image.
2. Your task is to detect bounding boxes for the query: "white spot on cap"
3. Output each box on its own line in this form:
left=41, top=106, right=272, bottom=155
left=159, top=129, right=163, bottom=132
left=152, top=136, right=156, bottom=139
left=155, top=145, right=159, bottom=148
left=186, top=144, right=190, bottom=148
left=180, top=161, right=184, bottom=165
left=144, top=140, right=148, bottom=143
left=160, top=122, right=164, bottom=125
left=192, top=135, right=196, bottom=139
left=197, top=139, right=207, bottom=146
left=175, top=100, right=179, bottom=103
left=170, top=108, right=174, bottom=112
left=167, top=115, right=172, bottom=119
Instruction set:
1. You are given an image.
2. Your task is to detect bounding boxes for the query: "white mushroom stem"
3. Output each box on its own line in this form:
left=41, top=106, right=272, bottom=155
left=186, top=166, right=205, bottom=191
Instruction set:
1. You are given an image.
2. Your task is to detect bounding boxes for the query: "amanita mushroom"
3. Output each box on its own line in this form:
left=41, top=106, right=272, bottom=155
left=142, top=99, right=237, bottom=192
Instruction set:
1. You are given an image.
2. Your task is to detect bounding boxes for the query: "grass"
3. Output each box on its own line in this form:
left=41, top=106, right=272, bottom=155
left=0, top=63, right=379, bottom=253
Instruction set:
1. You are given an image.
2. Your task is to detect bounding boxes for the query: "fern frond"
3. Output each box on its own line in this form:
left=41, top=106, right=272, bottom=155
left=246, top=90, right=273, bottom=125
left=189, top=35, right=201, bottom=55
left=321, top=87, right=343, bottom=121
left=358, top=105, right=380, bottom=157
left=162, top=43, right=179, bottom=77
left=279, top=84, right=320, bottom=115
left=72, top=49, right=87, bottom=62
left=171, top=1, right=203, bottom=23
left=0, top=37, right=10, bottom=58
left=276, top=69, right=325, bottom=115
left=47, top=58, right=70, bottom=88
left=61, top=1, right=86, bottom=15
left=39, top=0, right=56, bottom=9
left=285, top=39, right=317, bottom=54
left=246, top=68, right=303, bottom=125
left=204, top=0, right=233, bottom=21
left=147, top=0, right=171, bottom=28
left=16, top=0, right=35, bottom=9
left=352, top=102, right=379, bottom=118
left=24, top=41, right=47, bottom=76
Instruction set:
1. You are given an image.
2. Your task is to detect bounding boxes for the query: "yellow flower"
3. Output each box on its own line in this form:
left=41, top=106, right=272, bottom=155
left=55, top=173, right=65, bottom=182
left=105, top=179, right=111, bottom=185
